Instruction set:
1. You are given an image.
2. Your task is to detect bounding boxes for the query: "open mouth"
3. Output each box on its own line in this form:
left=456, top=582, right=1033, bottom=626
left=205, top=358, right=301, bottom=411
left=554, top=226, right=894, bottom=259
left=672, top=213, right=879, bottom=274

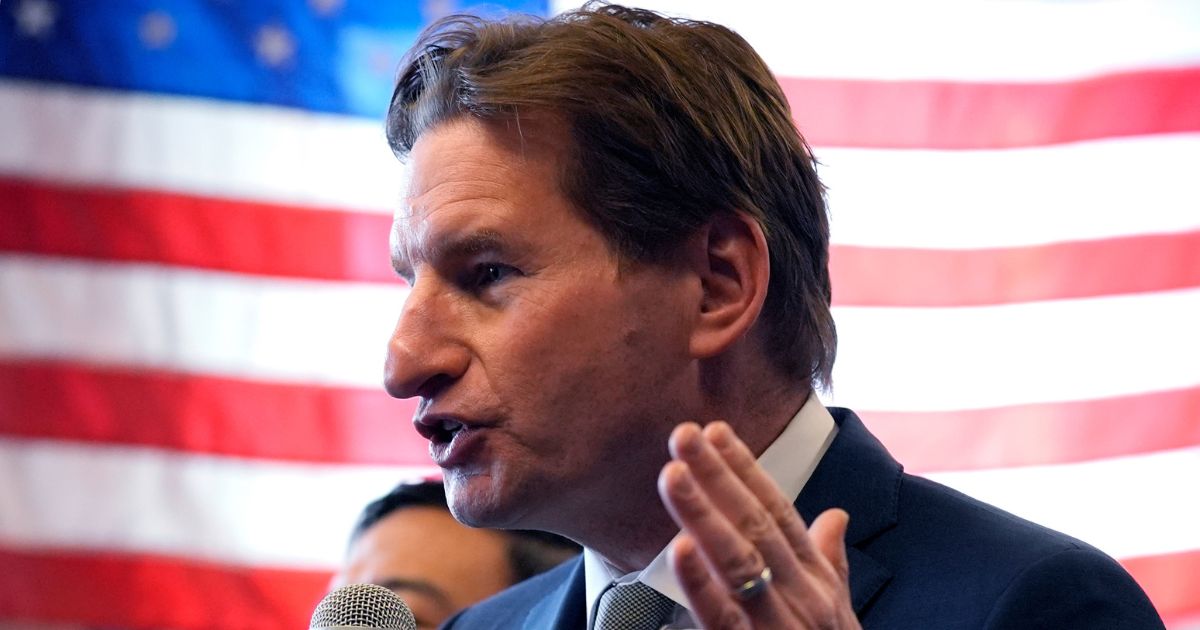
left=426, top=417, right=463, bottom=445
left=414, top=413, right=468, bottom=444
left=414, top=415, right=490, bottom=468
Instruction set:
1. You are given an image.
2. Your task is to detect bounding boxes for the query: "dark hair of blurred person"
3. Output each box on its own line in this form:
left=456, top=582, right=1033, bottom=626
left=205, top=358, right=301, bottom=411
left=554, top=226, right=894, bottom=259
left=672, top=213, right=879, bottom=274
left=331, top=479, right=579, bottom=629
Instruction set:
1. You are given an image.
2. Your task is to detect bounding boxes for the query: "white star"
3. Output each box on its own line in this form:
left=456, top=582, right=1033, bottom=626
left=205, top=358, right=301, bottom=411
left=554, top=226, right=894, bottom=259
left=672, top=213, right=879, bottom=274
left=14, top=0, right=57, bottom=38
left=308, top=0, right=344, bottom=17
left=421, top=0, right=456, bottom=23
left=255, top=24, right=296, bottom=67
left=368, top=46, right=395, bottom=76
left=139, top=11, right=177, bottom=50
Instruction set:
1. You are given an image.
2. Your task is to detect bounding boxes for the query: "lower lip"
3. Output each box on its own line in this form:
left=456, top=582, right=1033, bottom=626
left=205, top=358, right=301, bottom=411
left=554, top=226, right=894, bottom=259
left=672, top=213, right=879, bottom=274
left=430, top=427, right=488, bottom=468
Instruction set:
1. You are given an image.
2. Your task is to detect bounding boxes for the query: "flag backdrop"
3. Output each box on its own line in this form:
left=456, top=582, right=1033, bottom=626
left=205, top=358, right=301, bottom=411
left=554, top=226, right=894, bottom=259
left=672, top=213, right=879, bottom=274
left=1, top=0, right=1197, bottom=628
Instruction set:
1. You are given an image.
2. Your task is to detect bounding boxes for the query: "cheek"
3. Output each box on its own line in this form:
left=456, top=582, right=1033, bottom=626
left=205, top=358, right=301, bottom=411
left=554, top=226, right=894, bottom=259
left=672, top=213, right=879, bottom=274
left=478, top=276, right=688, bottom=425
left=480, top=304, right=630, bottom=427
left=491, top=290, right=622, bottom=373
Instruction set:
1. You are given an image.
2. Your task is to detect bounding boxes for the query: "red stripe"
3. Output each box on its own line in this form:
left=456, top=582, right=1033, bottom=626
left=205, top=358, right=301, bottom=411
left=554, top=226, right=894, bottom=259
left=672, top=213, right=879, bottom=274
left=2, top=360, right=1197, bottom=472
left=0, top=546, right=1191, bottom=629
left=0, top=360, right=427, bottom=466
left=783, top=66, right=1200, bottom=149
left=830, top=230, right=1200, bottom=307
left=0, top=176, right=396, bottom=283
left=5, top=177, right=1198, bottom=308
left=0, top=546, right=328, bottom=630
left=860, top=387, right=1200, bottom=473
left=1122, top=549, right=1200, bottom=623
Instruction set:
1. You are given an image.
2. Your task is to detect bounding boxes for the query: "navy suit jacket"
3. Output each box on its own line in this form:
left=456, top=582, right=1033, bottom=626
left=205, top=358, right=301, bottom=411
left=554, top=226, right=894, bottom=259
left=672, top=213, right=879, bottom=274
left=443, top=408, right=1164, bottom=629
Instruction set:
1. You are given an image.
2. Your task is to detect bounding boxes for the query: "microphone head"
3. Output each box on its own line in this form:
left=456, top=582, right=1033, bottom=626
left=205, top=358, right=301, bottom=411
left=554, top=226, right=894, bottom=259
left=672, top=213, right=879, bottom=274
left=309, top=583, right=417, bottom=630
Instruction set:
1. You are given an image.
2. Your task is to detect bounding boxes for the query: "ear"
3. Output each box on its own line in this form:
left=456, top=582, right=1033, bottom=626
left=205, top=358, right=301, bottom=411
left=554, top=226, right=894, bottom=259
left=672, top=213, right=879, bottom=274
left=688, top=211, right=770, bottom=359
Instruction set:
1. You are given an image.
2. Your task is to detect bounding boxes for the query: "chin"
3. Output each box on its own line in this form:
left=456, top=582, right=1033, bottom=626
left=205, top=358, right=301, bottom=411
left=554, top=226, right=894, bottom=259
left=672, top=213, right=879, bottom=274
left=444, top=469, right=522, bottom=529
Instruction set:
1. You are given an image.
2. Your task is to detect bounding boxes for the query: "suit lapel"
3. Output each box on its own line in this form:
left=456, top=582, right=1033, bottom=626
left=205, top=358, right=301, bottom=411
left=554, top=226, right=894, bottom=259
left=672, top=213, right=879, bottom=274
left=795, top=407, right=900, bottom=613
left=523, top=557, right=587, bottom=630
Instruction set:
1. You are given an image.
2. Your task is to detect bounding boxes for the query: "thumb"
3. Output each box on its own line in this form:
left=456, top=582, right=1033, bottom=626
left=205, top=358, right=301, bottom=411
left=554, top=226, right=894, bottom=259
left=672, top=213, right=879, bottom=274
left=809, top=508, right=851, bottom=581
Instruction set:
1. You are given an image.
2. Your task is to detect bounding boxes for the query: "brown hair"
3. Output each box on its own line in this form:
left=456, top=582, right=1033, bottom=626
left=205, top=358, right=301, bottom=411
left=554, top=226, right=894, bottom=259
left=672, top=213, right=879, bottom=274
left=386, top=2, right=836, bottom=388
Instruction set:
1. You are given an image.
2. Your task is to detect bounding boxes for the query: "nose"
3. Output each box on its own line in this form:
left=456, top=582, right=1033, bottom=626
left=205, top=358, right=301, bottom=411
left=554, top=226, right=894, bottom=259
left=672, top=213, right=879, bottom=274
left=384, top=281, right=470, bottom=400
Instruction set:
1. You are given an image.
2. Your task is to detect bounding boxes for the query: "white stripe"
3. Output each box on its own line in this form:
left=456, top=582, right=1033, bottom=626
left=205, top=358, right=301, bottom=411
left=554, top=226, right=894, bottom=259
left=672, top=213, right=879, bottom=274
left=0, top=255, right=407, bottom=388
left=820, top=134, right=1200, bottom=249
left=3, top=83, right=1196, bottom=249
left=3, top=255, right=1199, bottom=413
left=0, top=80, right=403, bottom=214
left=0, top=438, right=1194, bottom=568
left=926, top=447, right=1200, bottom=560
left=557, top=0, right=1200, bottom=82
left=827, top=288, right=1200, bottom=412
left=0, top=438, right=432, bottom=569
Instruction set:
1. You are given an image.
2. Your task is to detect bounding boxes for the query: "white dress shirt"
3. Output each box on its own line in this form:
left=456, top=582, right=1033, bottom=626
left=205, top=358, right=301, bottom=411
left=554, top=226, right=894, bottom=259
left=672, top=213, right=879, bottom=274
left=583, top=394, right=838, bottom=629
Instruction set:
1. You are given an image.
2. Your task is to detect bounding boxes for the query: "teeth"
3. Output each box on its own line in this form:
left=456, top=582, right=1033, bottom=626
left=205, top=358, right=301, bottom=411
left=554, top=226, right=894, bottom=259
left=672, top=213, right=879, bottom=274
left=440, top=419, right=463, bottom=433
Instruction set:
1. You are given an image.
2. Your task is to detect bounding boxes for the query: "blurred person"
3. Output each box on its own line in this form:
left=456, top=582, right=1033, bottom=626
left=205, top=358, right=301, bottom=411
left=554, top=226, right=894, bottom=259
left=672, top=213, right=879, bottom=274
left=381, top=3, right=1165, bottom=628
left=332, top=480, right=579, bottom=629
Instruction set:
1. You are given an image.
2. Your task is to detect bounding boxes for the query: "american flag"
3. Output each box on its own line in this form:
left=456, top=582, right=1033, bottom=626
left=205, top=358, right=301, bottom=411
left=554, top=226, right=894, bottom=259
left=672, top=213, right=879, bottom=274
left=0, top=0, right=1196, bottom=628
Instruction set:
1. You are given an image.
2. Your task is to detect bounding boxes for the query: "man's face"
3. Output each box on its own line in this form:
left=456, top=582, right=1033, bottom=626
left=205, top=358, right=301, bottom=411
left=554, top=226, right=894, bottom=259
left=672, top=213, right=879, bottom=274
left=385, top=117, right=700, bottom=534
left=332, top=506, right=514, bottom=629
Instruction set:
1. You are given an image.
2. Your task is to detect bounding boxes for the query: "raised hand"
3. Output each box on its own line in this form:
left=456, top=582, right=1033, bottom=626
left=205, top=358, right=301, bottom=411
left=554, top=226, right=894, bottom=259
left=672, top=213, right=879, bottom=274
left=658, top=421, right=860, bottom=630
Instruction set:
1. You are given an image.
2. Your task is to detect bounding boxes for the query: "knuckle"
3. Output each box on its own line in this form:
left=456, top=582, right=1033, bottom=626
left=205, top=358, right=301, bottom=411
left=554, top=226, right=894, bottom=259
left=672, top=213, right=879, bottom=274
left=833, top=557, right=850, bottom=582
left=718, top=548, right=764, bottom=582
left=810, top=592, right=841, bottom=629
left=734, top=508, right=774, bottom=543
left=818, top=550, right=850, bottom=583
left=766, top=497, right=800, bottom=527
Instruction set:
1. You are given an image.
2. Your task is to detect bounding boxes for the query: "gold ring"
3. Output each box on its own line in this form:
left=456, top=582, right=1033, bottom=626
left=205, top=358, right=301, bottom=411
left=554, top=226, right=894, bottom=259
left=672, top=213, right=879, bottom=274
left=731, top=566, right=772, bottom=601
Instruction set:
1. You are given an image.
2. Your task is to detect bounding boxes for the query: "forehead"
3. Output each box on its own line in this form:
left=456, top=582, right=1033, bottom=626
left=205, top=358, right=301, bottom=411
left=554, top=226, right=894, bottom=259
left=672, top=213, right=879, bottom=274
left=390, top=116, right=571, bottom=271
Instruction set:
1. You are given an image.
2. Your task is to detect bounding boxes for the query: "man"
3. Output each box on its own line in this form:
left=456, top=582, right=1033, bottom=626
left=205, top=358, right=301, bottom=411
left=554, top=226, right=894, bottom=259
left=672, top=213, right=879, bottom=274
left=381, top=4, right=1164, bottom=628
left=332, top=480, right=579, bottom=629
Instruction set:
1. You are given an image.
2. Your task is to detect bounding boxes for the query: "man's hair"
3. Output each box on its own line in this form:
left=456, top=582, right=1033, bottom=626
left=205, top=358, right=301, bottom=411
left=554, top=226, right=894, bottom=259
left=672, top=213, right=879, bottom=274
left=386, top=2, right=836, bottom=388
left=350, top=480, right=580, bottom=583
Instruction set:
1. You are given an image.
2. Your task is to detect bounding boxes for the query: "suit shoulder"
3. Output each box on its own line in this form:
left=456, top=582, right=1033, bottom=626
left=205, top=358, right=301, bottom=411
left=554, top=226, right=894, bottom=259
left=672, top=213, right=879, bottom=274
left=899, top=473, right=1096, bottom=558
left=441, top=557, right=581, bottom=629
left=983, top=546, right=1164, bottom=629
left=858, top=474, right=1162, bottom=627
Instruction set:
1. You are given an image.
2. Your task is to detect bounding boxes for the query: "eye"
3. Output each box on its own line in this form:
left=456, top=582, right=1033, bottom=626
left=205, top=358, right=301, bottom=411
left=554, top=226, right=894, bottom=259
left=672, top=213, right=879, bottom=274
left=467, top=262, right=518, bottom=290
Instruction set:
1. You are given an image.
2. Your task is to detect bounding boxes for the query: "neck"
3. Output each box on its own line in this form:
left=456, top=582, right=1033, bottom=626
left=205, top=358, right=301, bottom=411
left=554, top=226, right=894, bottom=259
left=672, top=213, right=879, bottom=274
left=700, top=350, right=812, bottom=461
left=586, top=505, right=682, bottom=575
left=570, top=382, right=811, bottom=574
left=553, top=429, right=683, bottom=573
left=730, top=383, right=812, bottom=462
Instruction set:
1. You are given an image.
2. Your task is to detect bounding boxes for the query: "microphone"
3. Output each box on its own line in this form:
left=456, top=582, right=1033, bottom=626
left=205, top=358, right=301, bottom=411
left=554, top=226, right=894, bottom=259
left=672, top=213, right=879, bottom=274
left=309, top=583, right=417, bottom=630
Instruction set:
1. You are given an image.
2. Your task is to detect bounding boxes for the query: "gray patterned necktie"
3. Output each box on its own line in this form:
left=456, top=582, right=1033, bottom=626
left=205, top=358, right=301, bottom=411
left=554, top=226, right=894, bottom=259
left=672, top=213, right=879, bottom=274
left=593, top=581, right=676, bottom=630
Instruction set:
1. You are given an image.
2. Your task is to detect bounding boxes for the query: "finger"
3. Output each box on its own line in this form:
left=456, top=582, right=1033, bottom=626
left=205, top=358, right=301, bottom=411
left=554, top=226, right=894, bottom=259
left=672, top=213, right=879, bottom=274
left=671, top=534, right=794, bottom=630
left=670, top=533, right=751, bottom=630
left=704, top=421, right=821, bottom=564
left=809, top=508, right=851, bottom=583
left=658, top=459, right=768, bottom=591
left=660, top=461, right=799, bottom=628
left=667, top=424, right=805, bottom=587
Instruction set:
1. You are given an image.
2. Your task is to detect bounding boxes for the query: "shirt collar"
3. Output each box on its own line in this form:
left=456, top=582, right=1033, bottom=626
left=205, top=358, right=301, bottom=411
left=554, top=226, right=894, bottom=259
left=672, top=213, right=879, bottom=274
left=582, top=393, right=838, bottom=624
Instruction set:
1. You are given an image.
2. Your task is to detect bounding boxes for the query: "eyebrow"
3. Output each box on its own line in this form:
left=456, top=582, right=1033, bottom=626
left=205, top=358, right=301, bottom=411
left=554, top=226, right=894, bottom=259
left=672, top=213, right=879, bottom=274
left=376, top=577, right=455, bottom=610
left=391, top=229, right=508, bottom=280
